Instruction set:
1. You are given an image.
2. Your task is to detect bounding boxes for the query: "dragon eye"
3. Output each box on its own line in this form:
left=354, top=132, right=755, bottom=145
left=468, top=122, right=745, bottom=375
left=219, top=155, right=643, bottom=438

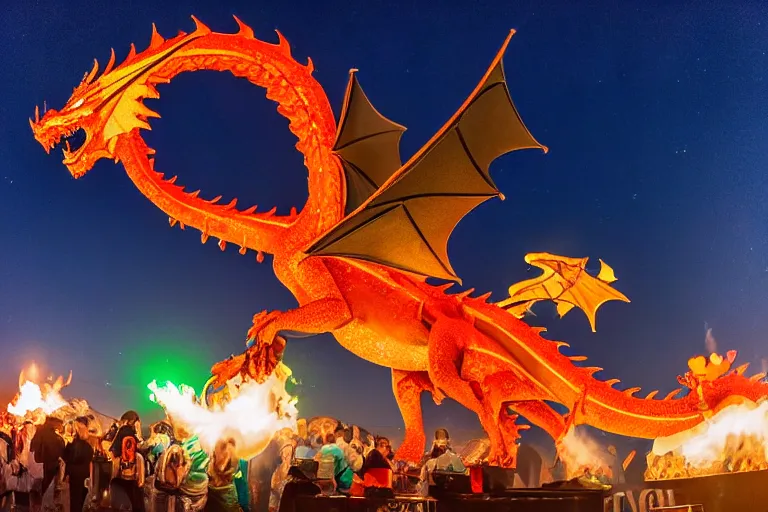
left=71, top=98, right=84, bottom=109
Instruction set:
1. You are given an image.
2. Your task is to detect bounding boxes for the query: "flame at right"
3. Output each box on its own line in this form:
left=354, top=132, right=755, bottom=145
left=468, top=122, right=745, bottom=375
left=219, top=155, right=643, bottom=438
left=646, top=400, right=768, bottom=480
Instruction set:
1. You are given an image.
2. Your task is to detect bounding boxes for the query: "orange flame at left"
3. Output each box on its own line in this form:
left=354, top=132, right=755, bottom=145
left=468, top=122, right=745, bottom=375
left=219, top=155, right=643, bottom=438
left=7, top=363, right=71, bottom=420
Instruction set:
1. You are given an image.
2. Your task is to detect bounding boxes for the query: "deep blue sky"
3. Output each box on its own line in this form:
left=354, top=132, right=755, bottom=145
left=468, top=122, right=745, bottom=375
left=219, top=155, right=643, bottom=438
left=1, top=1, right=767, bottom=447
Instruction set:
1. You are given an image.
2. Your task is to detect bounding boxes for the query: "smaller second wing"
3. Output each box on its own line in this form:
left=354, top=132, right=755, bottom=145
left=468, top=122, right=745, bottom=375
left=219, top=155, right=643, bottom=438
left=333, top=70, right=407, bottom=215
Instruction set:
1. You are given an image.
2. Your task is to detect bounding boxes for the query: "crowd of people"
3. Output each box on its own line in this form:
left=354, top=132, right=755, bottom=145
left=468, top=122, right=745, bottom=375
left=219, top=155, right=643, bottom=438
left=0, top=404, right=480, bottom=512
left=0, top=409, right=252, bottom=512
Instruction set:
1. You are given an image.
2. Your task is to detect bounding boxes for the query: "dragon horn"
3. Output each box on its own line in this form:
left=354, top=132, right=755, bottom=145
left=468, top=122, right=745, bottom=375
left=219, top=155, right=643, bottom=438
left=85, top=59, right=99, bottom=84
left=103, top=48, right=117, bottom=76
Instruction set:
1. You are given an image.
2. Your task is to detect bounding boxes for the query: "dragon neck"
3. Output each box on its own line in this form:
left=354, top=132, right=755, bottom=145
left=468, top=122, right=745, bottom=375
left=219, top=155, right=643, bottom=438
left=113, top=24, right=345, bottom=257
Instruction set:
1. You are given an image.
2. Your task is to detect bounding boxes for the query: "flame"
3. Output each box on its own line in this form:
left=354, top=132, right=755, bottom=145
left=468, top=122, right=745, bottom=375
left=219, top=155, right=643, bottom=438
left=148, top=363, right=298, bottom=460
left=7, top=364, right=70, bottom=420
left=557, top=427, right=614, bottom=480
left=646, top=399, right=768, bottom=480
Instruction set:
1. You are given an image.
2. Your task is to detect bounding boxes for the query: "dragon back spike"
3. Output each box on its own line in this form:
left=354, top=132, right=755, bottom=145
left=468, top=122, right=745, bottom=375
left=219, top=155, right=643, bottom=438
left=232, top=16, right=255, bottom=38
left=274, top=30, right=292, bottom=57
left=149, top=23, right=165, bottom=49
left=190, top=15, right=211, bottom=35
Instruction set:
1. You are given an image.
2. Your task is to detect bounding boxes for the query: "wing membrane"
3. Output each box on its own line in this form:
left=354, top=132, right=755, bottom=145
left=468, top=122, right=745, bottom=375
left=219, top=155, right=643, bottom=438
left=311, top=30, right=547, bottom=282
left=333, top=71, right=407, bottom=215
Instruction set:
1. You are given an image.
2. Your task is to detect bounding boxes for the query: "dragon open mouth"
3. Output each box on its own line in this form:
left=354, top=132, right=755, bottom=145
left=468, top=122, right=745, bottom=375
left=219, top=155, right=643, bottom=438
left=60, top=128, right=88, bottom=162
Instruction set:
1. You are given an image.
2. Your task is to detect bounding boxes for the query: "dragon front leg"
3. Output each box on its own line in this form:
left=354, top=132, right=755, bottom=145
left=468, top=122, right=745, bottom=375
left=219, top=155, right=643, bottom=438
left=426, top=316, right=510, bottom=466
left=391, top=369, right=434, bottom=464
left=249, top=256, right=353, bottom=346
left=247, top=298, right=351, bottom=346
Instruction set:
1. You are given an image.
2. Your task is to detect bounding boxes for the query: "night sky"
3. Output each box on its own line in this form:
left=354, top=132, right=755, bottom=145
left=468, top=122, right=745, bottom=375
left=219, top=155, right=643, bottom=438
left=1, top=1, right=768, bottom=449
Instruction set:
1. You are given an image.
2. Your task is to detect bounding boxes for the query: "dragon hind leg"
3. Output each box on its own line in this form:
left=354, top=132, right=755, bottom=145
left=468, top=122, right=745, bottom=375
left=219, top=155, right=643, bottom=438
left=481, top=371, right=567, bottom=441
left=391, top=369, right=434, bottom=463
left=426, top=316, right=511, bottom=466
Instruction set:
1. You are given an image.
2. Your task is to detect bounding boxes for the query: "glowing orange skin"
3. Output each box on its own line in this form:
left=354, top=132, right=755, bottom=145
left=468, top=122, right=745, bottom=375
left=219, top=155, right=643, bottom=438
left=31, top=18, right=768, bottom=467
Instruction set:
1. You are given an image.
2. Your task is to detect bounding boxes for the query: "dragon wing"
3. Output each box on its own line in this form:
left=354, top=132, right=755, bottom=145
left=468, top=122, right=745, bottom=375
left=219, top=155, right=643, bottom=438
left=496, top=253, right=630, bottom=332
left=308, top=30, right=546, bottom=282
left=334, top=70, right=407, bottom=215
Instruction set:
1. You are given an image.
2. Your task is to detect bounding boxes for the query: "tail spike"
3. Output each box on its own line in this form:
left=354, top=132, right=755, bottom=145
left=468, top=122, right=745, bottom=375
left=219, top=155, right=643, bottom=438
left=179, top=222, right=186, bottom=230
left=201, top=232, right=209, bottom=244
left=623, top=387, right=641, bottom=397
left=224, top=198, right=238, bottom=209
left=274, top=30, right=292, bottom=57
left=457, top=288, right=476, bottom=299
left=242, top=205, right=258, bottom=214
left=583, top=367, right=603, bottom=375
left=436, top=283, right=454, bottom=292
left=306, top=56, right=315, bottom=74
left=168, top=217, right=178, bottom=227
left=265, top=206, right=278, bottom=216
left=569, top=356, right=588, bottom=362
left=191, top=16, right=211, bottom=35
left=149, top=23, right=165, bottom=49
left=645, top=390, right=659, bottom=399
left=167, top=176, right=178, bottom=184
left=735, top=363, right=749, bottom=376
left=239, top=246, right=247, bottom=255
left=233, top=15, right=254, bottom=38
left=477, top=291, right=493, bottom=302
left=605, top=379, right=621, bottom=387
left=663, top=388, right=682, bottom=400
left=290, top=206, right=297, bottom=216
left=189, top=190, right=201, bottom=198
left=553, top=341, right=570, bottom=350
left=103, top=48, right=117, bottom=75
left=208, top=195, right=223, bottom=204
left=750, top=372, right=766, bottom=382
left=256, top=251, right=265, bottom=263
left=218, top=239, right=227, bottom=251
left=85, top=59, right=99, bottom=84
left=35, top=105, right=40, bottom=123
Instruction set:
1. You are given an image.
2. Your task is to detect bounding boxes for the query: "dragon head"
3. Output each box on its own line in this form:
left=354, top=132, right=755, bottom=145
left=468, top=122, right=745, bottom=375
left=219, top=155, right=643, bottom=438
left=30, top=61, right=116, bottom=177
left=29, top=24, right=196, bottom=178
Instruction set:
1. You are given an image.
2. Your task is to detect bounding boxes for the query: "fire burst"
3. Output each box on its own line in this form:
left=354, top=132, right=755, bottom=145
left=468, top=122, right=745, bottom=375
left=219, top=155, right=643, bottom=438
left=647, top=399, right=768, bottom=479
left=7, top=363, right=71, bottom=420
left=148, top=363, right=298, bottom=460
left=557, top=427, right=614, bottom=481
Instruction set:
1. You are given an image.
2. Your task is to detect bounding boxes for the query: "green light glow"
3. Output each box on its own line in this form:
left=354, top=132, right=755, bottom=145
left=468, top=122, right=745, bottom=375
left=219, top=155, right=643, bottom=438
left=118, top=336, right=216, bottom=419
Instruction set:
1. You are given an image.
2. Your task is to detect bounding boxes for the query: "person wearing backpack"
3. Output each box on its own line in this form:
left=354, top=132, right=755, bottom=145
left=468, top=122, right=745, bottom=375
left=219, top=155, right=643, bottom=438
left=108, top=411, right=145, bottom=512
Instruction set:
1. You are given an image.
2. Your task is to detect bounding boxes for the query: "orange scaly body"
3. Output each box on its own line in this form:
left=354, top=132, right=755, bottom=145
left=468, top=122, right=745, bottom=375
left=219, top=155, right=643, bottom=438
left=31, top=18, right=768, bottom=467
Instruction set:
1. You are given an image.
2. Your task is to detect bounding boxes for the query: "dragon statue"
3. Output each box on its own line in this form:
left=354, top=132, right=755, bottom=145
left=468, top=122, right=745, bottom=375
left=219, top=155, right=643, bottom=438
left=30, top=17, right=768, bottom=467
